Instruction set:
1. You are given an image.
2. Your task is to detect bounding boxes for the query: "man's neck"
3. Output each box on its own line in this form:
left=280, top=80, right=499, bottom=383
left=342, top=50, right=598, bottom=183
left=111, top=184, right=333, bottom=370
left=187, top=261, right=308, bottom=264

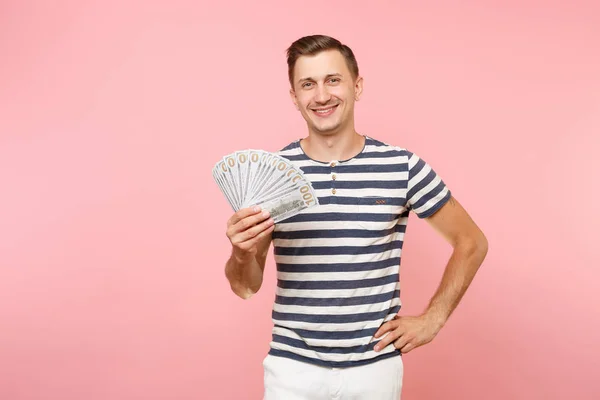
left=300, top=130, right=365, bottom=163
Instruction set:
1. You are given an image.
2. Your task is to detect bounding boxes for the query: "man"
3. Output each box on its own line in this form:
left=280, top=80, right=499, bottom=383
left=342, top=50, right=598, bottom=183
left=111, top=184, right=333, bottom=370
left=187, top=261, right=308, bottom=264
left=224, top=35, right=488, bottom=400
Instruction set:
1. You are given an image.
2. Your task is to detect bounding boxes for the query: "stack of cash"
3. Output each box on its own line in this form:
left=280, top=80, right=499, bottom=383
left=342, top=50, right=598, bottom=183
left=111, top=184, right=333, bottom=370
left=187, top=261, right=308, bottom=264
left=212, top=150, right=320, bottom=223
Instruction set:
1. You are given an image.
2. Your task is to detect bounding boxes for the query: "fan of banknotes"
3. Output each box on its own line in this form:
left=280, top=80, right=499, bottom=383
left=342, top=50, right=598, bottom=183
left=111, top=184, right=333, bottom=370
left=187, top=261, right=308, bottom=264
left=212, top=149, right=320, bottom=223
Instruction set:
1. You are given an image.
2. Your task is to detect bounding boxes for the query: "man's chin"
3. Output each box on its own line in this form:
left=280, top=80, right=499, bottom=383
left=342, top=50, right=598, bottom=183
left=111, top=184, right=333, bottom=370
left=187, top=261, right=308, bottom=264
left=312, top=122, right=341, bottom=135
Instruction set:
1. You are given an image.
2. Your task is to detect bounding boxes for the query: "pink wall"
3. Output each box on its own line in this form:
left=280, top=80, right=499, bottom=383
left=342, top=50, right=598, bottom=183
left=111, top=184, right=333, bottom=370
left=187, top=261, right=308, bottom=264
left=1, top=1, right=598, bottom=399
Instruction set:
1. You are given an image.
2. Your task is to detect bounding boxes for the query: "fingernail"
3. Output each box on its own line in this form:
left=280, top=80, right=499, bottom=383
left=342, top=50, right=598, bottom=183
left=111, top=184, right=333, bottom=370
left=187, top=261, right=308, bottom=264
left=262, top=210, right=270, bottom=217
left=253, top=206, right=260, bottom=212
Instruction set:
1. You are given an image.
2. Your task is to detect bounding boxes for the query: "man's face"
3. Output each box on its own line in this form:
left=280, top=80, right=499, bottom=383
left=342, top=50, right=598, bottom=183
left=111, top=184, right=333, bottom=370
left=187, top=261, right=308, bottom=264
left=290, top=50, right=363, bottom=135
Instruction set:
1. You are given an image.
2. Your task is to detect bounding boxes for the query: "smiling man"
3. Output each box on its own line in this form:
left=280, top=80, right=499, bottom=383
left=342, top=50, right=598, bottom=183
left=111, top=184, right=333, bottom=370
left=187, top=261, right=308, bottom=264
left=224, top=35, right=488, bottom=400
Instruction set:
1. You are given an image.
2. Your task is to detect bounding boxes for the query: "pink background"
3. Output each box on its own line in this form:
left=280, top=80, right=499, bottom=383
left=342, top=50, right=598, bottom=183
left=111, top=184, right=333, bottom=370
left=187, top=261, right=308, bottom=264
left=1, top=1, right=599, bottom=399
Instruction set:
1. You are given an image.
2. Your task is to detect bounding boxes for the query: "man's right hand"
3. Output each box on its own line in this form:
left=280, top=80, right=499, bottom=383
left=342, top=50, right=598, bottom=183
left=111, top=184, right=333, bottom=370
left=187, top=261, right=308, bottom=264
left=226, top=206, right=275, bottom=261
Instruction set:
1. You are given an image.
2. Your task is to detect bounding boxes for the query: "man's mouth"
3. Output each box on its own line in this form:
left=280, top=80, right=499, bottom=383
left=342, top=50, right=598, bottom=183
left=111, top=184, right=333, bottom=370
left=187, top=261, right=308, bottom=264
left=311, top=105, right=338, bottom=117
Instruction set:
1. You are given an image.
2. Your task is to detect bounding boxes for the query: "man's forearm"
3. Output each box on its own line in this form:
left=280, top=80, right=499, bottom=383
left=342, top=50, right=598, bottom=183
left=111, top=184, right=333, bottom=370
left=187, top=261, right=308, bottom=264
left=423, top=237, right=488, bottom=329
left=225, top=252, right=265, bottom=299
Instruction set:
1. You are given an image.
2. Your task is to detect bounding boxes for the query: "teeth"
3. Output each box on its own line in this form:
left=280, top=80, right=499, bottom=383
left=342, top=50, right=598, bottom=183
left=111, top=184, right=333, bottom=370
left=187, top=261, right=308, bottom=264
left=315, top=107, right=335, bottom=113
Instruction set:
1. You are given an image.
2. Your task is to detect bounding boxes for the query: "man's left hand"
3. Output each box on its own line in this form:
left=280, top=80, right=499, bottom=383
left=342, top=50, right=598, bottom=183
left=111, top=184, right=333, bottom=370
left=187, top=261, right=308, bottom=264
left=373, top=314, right=444, bottom=354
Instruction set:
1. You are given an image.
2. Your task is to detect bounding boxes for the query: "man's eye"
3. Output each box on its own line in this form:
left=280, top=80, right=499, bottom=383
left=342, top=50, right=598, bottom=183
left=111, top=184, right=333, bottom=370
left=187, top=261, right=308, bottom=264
left=330, top=78, right=340, bottom=83
left=303, top=82, right=312, bottom=88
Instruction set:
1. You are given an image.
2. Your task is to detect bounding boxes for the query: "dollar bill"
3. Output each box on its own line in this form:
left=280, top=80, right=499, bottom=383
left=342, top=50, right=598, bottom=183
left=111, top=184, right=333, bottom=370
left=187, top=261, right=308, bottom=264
left=212, top=149, right=319, bottom=223
left=256, top=189, right=314, bottom=223
left=214, top=159, right=239, bottom=210
left=212, top=166, right=236, bottom=212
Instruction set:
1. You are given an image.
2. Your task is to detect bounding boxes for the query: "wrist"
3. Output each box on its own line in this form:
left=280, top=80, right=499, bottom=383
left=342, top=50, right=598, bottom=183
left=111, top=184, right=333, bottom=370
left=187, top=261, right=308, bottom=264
left=232, top=248, right=255, bottom=263
left=422, top=308, right=448, bottom=332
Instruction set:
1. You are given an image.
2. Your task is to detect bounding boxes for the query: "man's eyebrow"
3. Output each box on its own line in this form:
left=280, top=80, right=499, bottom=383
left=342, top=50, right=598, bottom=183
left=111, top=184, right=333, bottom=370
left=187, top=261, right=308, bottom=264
left=297, top=73, right=343, bottom=84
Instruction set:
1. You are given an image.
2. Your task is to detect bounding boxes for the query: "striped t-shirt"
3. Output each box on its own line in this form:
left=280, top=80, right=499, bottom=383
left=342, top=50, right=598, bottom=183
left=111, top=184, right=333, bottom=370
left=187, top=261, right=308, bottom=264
left=268, top=135, right=451, bottom=368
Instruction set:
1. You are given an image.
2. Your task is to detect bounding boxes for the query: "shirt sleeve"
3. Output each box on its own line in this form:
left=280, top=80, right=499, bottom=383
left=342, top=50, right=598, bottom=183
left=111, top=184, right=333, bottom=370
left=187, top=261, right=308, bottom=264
left=406, top=150, right=452, bottom=218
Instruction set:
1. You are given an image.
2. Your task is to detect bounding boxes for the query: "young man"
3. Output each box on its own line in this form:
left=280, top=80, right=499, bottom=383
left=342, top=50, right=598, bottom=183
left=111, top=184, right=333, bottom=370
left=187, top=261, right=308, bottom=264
left=224, top=35, right=488, bottom=400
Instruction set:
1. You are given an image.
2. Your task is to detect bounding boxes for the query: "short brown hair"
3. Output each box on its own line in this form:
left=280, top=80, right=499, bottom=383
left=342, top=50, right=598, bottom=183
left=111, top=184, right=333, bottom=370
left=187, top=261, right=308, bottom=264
left=286, top=35, right=359, bottom=88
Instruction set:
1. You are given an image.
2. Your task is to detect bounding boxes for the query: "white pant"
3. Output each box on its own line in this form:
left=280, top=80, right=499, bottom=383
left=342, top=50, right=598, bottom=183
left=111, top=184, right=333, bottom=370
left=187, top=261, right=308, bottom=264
left=263, top=354, right=403, bottom=400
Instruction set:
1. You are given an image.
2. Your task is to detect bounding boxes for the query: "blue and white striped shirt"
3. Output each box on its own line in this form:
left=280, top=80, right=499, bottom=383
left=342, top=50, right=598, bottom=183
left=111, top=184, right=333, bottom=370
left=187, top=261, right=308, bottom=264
left=268, top=135, right=452, bottom=368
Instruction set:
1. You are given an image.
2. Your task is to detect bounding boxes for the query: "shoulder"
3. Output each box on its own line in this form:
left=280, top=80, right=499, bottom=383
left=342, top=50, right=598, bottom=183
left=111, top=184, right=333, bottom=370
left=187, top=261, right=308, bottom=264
left=274, top=139, right=306, bottom=164
left=275, top=139, right=300, bottom=155
left=277, top=140, right=300, bottom=153
left=362, top=135, right=414, bottom=160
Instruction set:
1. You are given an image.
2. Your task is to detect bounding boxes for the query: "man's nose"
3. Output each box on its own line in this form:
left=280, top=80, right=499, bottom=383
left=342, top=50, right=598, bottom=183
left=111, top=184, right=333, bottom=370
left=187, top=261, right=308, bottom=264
left=314, top=84, right=331, bottom=104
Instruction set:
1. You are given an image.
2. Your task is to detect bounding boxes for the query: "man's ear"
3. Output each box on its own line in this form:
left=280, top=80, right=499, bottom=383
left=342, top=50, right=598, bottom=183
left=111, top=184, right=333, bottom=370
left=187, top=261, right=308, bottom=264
left=289, top=88, right=299, bottom=110
left=354, top=76, right=364, bottom=101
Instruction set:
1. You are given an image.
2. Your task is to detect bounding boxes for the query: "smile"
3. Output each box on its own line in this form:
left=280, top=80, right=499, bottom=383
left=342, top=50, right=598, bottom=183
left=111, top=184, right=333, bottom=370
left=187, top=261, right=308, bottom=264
left=312, top=105, right=338, bottom=117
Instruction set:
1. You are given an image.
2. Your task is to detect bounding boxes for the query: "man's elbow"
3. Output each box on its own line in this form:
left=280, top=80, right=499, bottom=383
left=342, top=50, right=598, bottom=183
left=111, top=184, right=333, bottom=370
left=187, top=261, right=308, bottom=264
left=458, top=231, right=488, bottom=260
left=230, top=282, right=260, bottom=300
left=470, top=231, right=489, bottom=261
left=236, top=288, right=257, bottom=300
left=478, top=230, right=489, bottom=253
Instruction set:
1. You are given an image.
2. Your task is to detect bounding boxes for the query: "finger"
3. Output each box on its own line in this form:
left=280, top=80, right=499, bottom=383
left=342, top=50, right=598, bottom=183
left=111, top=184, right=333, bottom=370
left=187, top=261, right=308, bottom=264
left=393, top=336, right=410, bottom=351
left=399, top=341, right=415, bottom=353
left=237, top=217, right=275, bottom=243
left=374, top=329, right=402, bottom=352
left=228, top=206, right=262, bottom=226
left=374, top=320, right=396, bottom=338
left=232, top=209, right=271, bottom=235
left=238, top=223, right=275, bottom=249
